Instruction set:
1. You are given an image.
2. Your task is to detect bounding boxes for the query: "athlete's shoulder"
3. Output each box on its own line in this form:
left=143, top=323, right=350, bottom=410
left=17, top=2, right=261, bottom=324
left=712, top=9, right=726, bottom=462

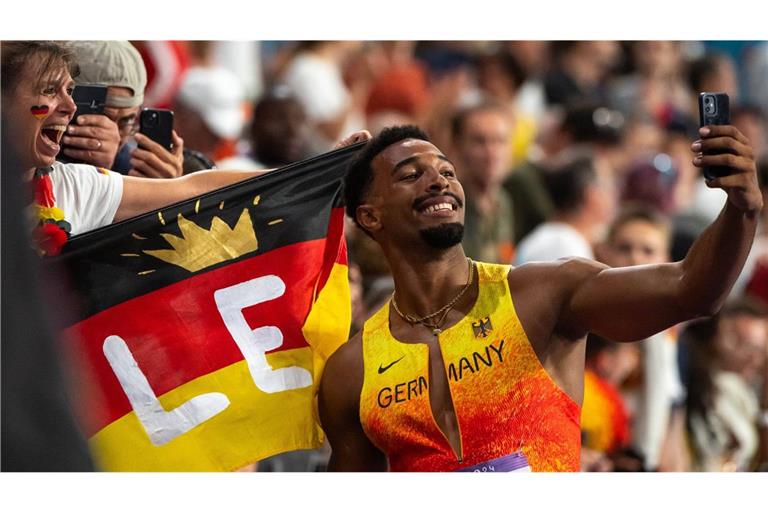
left=322, top=331, right=364, bottom=391
left=329, top=331, right=363, bottom=364
left=319, top=332, right=365, bottom=424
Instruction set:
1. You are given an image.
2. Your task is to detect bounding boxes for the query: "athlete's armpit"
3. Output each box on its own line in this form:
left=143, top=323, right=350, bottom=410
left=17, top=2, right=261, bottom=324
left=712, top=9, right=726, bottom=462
left=319, top=337, right=388, bottom=471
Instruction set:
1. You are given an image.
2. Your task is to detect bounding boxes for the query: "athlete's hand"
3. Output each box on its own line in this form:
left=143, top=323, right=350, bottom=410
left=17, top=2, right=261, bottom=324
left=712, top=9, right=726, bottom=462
left=692, top=125, right=763, bottom=214
left=128, top=131, right=184, bottom=179
left=61, top=114, right=121, bottom=169
left=334, top=130, right=371, bottom=149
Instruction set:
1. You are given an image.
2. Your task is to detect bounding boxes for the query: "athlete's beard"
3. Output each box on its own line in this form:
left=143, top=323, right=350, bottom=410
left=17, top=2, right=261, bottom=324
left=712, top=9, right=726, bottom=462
left=419, top=222, right=464, bottom=249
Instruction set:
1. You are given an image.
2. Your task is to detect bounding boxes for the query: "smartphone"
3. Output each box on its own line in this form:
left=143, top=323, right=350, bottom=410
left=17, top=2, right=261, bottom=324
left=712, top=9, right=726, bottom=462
left=71, top=84, right=107, bottom=122
left=57, top=84, right=109, bottom=164
left=139, top=108, right=174, bottom=151
left=698, top=92, right=731, bottom=180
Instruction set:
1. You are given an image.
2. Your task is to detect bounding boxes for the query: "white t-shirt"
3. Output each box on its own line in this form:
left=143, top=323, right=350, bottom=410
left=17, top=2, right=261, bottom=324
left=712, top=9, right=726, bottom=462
left=48, top=161, right=124, bottom=235
left=514, top=222, right=594, bottom=265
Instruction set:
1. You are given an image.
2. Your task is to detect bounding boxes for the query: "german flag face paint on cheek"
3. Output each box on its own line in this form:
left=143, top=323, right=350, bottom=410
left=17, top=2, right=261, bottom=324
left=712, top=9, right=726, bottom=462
left=31, top=105, right=50, bottom=119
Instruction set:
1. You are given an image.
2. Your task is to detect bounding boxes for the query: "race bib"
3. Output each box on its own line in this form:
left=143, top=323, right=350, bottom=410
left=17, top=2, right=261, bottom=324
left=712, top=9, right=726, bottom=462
left=457, top=451, right=532, bottom=472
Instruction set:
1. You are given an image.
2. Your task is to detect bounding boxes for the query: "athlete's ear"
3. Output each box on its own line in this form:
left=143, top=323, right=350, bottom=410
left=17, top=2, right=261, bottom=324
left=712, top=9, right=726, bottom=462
left=356, top=205, right=381, bottom=233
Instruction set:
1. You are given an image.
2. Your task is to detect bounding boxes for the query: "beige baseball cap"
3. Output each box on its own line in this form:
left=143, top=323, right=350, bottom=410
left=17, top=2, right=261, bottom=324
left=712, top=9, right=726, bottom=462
left=70, top=41, right=147, bottom=108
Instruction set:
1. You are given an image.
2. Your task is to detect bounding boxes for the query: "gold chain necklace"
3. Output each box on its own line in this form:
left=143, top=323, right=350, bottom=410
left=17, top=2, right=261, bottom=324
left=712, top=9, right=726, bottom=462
left=391, top=258, right=474, bottom=335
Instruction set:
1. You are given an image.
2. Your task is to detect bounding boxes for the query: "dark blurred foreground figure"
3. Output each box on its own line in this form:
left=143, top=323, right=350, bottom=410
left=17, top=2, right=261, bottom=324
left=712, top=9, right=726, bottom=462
left=319, top=122, right=761, bottom=472
left=1, top=135, right=94, bottom=472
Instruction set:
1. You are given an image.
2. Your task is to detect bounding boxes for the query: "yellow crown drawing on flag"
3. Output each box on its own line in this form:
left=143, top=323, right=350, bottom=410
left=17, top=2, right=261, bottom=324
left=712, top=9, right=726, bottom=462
left=143, top=209, right=258, bottom=272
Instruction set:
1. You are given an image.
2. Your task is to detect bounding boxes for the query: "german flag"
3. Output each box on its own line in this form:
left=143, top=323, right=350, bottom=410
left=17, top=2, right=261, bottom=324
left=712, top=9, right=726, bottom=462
left=51, top=144, right=360, bottom=471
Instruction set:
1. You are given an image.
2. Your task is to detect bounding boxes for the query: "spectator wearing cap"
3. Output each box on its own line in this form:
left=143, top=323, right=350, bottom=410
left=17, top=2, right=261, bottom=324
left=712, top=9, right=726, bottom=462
left=58, top=42, right=127, bottom=169
left=621, top=156, right=678, bottom=215
left=69, top=41, right=184, bottom=179
left=172, top=66, right=252, bottom=171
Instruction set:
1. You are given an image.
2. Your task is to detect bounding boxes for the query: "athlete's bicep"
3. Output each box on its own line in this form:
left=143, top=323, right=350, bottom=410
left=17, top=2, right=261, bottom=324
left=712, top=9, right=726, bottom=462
left=564, top=259, right=688, bottom=342
left=319, top=344, right=387, bottom=472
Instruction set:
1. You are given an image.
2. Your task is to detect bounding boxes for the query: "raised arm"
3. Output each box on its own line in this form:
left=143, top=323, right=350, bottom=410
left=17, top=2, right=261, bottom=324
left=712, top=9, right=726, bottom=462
left=114, top=167, right=270, bottom=222
left=559, top=125, right=762, bottom=342
left=318, top=336, right=387, bottom=471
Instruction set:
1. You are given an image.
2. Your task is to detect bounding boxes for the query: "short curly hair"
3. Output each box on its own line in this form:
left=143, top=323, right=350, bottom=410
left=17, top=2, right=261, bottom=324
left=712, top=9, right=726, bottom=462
left=343, top=125, right=430, bottom=231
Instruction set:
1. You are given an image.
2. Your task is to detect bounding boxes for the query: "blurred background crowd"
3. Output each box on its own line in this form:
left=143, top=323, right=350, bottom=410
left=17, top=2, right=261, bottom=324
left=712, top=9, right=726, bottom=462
left=5, top=39, right=768, bottom=472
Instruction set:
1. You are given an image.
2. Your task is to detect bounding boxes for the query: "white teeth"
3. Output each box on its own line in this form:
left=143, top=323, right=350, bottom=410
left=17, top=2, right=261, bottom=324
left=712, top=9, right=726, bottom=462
left=423, top=203, right=453, bottom=213
left=40, top=124, right=66, bottom=145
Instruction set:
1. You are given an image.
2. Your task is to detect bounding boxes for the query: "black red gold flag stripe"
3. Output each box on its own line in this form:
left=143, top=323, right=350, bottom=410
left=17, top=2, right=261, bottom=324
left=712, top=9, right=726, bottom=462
left=50, top=144, right=360, bottom=471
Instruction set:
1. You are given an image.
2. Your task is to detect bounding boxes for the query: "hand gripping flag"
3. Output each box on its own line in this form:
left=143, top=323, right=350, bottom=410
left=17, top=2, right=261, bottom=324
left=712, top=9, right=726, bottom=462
left=51, top=145, right=360, bottom=471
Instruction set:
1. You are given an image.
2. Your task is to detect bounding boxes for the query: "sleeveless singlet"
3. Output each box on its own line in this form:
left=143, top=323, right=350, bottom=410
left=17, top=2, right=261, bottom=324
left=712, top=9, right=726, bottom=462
left=359, top=262, right=581, bottom=472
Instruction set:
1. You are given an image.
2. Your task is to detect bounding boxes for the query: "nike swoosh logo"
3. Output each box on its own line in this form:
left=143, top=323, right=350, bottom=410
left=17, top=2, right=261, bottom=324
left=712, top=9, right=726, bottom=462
left=378, top=356, right=405, bottom=374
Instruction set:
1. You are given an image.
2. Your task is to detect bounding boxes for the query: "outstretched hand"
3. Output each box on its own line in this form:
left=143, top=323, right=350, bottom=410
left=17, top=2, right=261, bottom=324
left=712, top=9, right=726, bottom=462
left=334, top=130, right=372, bottom=149
left=692, top=125, right=763, bottom=214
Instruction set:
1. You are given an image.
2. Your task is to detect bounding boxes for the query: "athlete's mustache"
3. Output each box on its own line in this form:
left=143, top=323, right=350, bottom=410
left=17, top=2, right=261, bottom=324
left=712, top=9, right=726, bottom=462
left=412, top=192, right=464, bottom=211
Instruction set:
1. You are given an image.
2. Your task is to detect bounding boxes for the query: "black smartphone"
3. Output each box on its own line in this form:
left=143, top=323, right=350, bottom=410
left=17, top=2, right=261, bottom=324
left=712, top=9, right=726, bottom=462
left=698, top=92, right=731, bottom=180
left=71, top=84, right=107, bottom=122
left=139, top=108, right=174, bottom=151
left=58, top=84, right=109, bottom=164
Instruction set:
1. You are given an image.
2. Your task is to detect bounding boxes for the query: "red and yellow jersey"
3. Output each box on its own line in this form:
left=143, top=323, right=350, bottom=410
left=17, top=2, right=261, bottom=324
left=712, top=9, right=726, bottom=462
left=359, top=262, right=581, bottom=472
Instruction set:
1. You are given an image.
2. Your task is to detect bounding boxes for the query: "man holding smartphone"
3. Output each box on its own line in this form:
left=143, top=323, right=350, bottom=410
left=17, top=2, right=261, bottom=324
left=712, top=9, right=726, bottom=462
left=319, top=123, right=762, bottom=472
left=68, top=41, right=184, bottom=179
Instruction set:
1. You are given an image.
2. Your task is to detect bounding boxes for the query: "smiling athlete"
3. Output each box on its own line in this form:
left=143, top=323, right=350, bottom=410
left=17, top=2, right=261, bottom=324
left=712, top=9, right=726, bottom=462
left=318, top=124, right=763, bottom=472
